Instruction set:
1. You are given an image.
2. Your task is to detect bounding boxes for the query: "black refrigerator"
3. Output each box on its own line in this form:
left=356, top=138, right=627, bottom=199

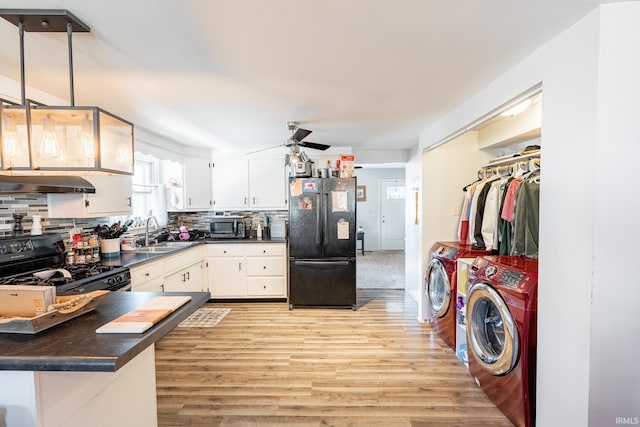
left=288, top=177, right=357, bottom=310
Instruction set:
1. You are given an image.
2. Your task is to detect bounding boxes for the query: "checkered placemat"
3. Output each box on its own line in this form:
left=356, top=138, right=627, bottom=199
left=178, top=307, right=230, bottom=328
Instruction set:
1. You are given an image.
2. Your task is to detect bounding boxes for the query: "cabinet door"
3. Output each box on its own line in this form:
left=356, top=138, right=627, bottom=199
left=208, top=257, right=247, bottom=297
left=249, top=158, right=287, bottom=209
left=184, top=157, right=212, bottom=209
left=164, top=261, right=204, bottom=292
left=212, top=159, right=249, bottom=209
left=86, top=175, right=133, bottom=215
left=48, top=175, right=132, bottom=218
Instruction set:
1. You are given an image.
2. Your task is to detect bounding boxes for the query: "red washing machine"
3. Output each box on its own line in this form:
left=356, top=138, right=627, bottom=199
left=466, top=255, right=538, bottom=427
left=424, top=242, right=494, bottom=350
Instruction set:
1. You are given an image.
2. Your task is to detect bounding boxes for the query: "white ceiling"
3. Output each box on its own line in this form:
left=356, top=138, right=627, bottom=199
left=0, top=0, right=606, bottom=154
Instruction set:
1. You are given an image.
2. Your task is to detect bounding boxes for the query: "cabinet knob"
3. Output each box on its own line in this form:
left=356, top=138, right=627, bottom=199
left=263, top=250, right=266, bottom=254
left=144, top=272, right=150, bottom=277
left=263, top=266, right=267, bottom=270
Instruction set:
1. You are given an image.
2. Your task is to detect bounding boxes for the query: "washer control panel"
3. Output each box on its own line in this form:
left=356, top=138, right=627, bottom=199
left=437, top=246, right=459, bottom=260
left=498, top=269, right=526, bottom=288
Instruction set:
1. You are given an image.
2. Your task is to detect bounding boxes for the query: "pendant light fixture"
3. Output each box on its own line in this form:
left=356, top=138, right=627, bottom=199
left=0, top=9, right=134, bottom=175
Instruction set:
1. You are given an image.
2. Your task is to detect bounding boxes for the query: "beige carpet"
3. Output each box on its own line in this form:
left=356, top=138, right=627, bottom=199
left=356, top=250, right=405, bottom=289
left=178, top=307, right=230, bottom=327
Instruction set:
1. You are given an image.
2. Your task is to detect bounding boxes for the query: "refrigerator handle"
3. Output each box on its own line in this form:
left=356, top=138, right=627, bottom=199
left=316, top=193, right=322, bottom=245
left=294, top=260, right=350, bottom=266
left=323, top=192, right=329, bottom=245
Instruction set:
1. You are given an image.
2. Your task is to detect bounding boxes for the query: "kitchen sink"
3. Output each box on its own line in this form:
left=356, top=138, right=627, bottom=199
left=135, top=241, right=197, bottom=253
left=154, top=241, right=196, bottom=248
left=135, top=246, right=176, bottom=253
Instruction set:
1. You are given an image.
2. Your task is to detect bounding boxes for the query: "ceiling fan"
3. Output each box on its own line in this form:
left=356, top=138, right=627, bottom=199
left=247, top=122, right=331, bottom=157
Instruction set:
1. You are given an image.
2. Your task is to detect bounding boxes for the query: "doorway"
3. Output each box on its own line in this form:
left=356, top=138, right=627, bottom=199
left=380, top=179, right=405, bottom=250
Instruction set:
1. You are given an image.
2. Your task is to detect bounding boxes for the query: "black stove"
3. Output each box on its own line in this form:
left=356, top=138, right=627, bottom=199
left=0, top=233, right=130, bottom=295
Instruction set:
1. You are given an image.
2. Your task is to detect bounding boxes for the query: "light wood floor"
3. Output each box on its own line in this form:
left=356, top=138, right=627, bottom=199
left=155, top=289, right=513, bottom=426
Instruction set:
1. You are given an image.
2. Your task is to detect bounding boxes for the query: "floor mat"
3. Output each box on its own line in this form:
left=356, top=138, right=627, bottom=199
left=178, top=307, right=230, bottom=328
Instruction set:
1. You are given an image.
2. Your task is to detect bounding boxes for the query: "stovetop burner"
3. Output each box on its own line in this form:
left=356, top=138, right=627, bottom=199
left=0, top=233, right=131, bottom=295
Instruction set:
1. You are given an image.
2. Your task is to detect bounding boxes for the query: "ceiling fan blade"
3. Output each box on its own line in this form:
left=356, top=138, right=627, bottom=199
left=246, top=143, right=284, bottom=155
left=299, top=140, right=331, bottom=151
left=292, top=127, right=312, bottom=142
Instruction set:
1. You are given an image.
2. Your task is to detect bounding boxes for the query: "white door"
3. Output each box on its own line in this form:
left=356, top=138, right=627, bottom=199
left=380, top=179, right=406, bottom=250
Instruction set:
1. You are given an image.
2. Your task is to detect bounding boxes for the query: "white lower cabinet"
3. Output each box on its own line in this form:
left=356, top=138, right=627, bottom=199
left=130, top=246, right=207, bottom=292
left=207, top=243, right=287, bottom=299
left=164, top=261, right=205, bottom=292
left=130, top=259, right=165, bottom=291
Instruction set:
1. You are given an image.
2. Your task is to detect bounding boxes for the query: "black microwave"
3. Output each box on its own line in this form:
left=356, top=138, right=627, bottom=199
left=210, top=216, right=248, bottom=239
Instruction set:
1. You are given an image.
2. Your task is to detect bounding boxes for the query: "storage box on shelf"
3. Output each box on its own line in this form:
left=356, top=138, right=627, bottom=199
left=455, top=258, right=475, bottom=367
left=207, top=242, right=287, bottom=298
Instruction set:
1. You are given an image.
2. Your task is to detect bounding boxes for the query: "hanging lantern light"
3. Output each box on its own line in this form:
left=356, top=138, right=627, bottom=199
left=0, top=9, right=134, bottom=175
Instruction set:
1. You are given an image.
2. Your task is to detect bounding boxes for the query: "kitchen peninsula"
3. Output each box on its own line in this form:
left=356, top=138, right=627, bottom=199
left=0, top=290, right=210, bottom=427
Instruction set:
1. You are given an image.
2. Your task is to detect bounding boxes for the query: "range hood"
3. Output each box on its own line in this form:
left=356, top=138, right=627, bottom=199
left=0, top=175, right=95, bottom=193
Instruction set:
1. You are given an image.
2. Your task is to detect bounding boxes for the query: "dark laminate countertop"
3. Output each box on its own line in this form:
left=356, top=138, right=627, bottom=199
left=0, top=291, right=210, bottom=372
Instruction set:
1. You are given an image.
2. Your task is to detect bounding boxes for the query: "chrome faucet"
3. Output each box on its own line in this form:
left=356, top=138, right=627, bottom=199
left=145, top=215, right=160, bottom=246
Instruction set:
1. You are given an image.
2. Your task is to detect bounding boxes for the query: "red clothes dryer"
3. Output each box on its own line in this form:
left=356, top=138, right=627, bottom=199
left=466, top=255, right=538, bottom=427
left=424, top=242, right=494, bottom=350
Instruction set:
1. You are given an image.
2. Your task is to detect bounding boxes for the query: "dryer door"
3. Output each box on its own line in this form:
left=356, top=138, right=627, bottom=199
left=466, top=282, right=519, bottom=375
left=425, top=258, right=451, bottom=318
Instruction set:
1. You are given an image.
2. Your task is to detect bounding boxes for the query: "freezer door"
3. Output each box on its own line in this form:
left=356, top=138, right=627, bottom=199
left=322, top=178, right=356, bottom=258
left=288, top=178, right=323, bottom=258
left=289, top=259, right=356, bottom=309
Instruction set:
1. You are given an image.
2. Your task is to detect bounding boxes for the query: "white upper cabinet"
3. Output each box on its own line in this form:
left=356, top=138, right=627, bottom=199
left=212, top=159, right=249, bottom=209
left=48, top=175, right=132, bottom=218
left=183, top=157, right=212, bottom=210
left=249, top=158, right=287, bottom=209
left=212, top=157, right=287, bottom=210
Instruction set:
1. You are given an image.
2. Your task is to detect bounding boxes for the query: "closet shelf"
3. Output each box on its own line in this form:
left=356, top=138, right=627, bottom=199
left=486, top=150, right=540, bottom=167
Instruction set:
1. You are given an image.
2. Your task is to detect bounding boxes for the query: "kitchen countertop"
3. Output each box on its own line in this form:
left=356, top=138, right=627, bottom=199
left=101, top=237, right=287, bottom=268
left=0, top=291, right=210, bottom=372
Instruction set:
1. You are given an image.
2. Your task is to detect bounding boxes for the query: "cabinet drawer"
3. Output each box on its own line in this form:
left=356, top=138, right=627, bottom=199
left=130, top=259, right=164, bottom=284
left=246, top=258, right=284, bottom=276
left=165, top=246, right=204, bottom=274
left=207, top=244, right=245, bottom=257
left=245, top=244, right=284, bottom=257
left=247, top=277, right=285, bottom=296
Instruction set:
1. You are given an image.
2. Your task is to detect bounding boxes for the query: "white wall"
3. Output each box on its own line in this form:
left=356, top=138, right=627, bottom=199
left=589, top=4, right=640, bottom=425
left=355, top=167, right=405, bottom=251
left=411, top=3, right=640, bottom=425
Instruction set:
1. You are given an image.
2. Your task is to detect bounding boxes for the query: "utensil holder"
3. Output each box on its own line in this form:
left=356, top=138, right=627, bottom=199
left=100, top=238, right=120, bottom=258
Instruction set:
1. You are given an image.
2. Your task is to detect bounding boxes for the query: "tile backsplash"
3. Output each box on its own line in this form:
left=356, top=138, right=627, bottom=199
left=168, top=210, right=288, bottom=235
left=0, top=194, right=109, bottom=240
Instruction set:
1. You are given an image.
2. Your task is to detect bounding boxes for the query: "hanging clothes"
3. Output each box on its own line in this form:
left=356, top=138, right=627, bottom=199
left=470, top=175, right=499, bottom=249
left=481, top=175, right=511, bottom=250
left=458, top=178, right=483, bottom=244
left=511, top=171, right=540, bottom=258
